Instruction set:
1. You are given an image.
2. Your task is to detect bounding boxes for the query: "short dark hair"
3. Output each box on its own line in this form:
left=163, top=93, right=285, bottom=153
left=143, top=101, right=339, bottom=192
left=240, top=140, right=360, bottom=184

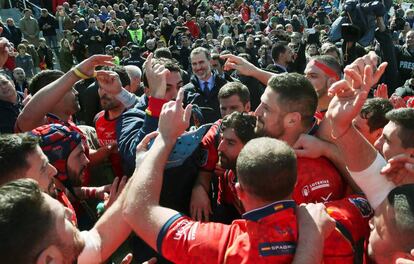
left=237, top=137, right=297, bottom=202
left=154, top=47, right=172, bottom=59
left=218, top=82, right=250, bottom=105
left=360, top=98, right=393, bottom=132
left=0, top=179, right=54, bottom=263
left=271, top=41, right=289, bottom=62
left=221, top=112, right=257, bottom=144
left=387, top=184, right=414, bottom=251
left=385, top=108, right=414, bottom=148
left=311, top=55, right=342, bottom=78
left=29, top=70, right=64, bottom=95
left=142, top=58, right=181, bottom=88
left=267, top=73, right=318, bottom=127
left=211, top=53, right=225, bottom=66
left=0, top=133, right=39, bottom=185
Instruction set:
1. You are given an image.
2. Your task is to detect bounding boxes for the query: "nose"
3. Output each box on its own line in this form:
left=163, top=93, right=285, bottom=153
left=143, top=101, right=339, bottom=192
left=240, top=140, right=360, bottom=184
left=218, top=139, right=225, bottom=152
left=373, top=136, right=383, bottom=152
left=48, top=163, right=58, bottom=177
left=254, top=104, right=263, bottom=117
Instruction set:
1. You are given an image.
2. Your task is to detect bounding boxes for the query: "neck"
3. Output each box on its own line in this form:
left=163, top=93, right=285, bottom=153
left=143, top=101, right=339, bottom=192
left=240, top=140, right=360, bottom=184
left=4, top=93, right=17, bottom=104
left=317, top=95, right=330, bottom=112
left=275, top=60, right=287, bottom=68
left=243, top=195, right=292, bottom=212
left=199, top=72, right=212, bottom=82
left=280, top=128, right=304, bottom=147
left=107, top=106, right=124, bottom=120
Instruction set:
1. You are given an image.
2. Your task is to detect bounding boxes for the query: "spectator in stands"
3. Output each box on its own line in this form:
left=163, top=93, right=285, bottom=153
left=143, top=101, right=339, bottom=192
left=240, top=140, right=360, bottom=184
left=38, top=8, right=59, bottom=53
left=15, top=43, right=34, bottom=79
left=19, top=9, right=40, bottom=47
left=12, top=67, right=29, bottom=93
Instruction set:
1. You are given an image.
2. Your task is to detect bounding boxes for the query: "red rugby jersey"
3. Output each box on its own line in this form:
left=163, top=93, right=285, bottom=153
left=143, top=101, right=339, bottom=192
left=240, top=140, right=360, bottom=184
left=158, top=200, right=298, bottom=264
left=293, top=157, right=345, bottom=204
left=94, top=111, right=124, bottom=178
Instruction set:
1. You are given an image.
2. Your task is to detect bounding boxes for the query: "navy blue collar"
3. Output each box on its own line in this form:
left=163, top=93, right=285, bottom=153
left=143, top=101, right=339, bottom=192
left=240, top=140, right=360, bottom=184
left=242, top=200, right=296, bottom=221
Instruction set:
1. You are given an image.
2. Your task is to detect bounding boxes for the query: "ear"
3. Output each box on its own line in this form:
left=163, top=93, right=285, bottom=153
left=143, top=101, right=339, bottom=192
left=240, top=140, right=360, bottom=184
left=244, top=102, right=251, bottom=113
left=283, top=112, right=301, bottom=128
left=235, top=182, right=245, bottom=200
left=327, top=77, right=337, bottom=88
left=36, top=245, right=63, bottom=264
left=371, top=128, right=383, bottom=143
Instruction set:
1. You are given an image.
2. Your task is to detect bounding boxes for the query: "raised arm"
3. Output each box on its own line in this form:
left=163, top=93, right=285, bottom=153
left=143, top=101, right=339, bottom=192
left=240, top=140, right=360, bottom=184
left=122, top=88, right=192, bottom=250
left=16, top=55, right=114, bottom=132
left=221, top=53, right=274, bottom=85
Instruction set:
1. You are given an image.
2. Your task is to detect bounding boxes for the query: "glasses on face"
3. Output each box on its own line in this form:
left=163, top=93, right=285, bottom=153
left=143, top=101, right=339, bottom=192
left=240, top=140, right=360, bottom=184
left=89, top=21, right=96, bottom=24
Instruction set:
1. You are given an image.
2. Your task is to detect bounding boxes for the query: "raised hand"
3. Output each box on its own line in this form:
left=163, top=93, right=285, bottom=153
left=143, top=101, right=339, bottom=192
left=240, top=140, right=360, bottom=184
left=380, top=154, right=414, bottom=185
left=144, top=53, right=169, bottom=99
left=389, top=95, right=407, bottom=109
left=158, top=88, right=192, bottom=141
left=326, top=52, right=387, bottom=138
left=76, top=55, right=114, bottom=77
left=221, top=53, right=257, bottom=76
left=96, top=70, right=123, bottom=94
left=374, top=83, right=388, bottom=99
left=135, top=131, right=159, bottom=166
left=104, top=176, right=128, bottom=209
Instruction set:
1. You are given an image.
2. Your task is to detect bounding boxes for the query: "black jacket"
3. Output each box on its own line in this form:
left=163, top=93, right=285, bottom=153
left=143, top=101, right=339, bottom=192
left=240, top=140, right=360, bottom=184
left=183, top=73, right=228, bottom=124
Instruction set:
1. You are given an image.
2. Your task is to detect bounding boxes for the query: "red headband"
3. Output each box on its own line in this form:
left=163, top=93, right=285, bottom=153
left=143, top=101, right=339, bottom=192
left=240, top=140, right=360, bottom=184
left=310, top=60, right=340, bottom=81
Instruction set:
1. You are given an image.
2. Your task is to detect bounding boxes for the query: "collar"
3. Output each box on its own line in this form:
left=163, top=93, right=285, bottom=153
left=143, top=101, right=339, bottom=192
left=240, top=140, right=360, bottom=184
left=198, top=74, right=214, bottom=91
left=274, top=63, right=287, bottom=72
left=242, top=200, right=296, bottom=221
left=306, top=117, right=319, bottom=135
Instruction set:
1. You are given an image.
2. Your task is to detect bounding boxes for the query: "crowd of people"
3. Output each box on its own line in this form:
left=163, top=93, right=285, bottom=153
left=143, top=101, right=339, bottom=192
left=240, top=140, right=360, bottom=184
left=1, top=0, right=414, bottom=263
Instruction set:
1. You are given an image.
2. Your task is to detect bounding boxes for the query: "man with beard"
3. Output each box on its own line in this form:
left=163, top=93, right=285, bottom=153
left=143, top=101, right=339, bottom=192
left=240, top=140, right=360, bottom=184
left=213, top=111, right=257, bottom=223
left=221, top=54, right=346, bottom=204
left=183, top=47, right=228, bottom=123
left=0, top=179, right=85, bottom=264
left=0, top=127, right=139, bottom=264
left=0, top=73, right=25, bottom=134
left=94, top=67, right=131, bottom=178
left=15, top=55, right=117, bottom=185
left=190, top=82, right=251, bottom=222
left=304, top=55, right=341, bottom=121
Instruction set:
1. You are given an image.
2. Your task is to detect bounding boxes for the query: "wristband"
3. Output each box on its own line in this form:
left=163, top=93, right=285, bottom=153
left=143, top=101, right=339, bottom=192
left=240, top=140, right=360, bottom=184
left=73, top=67, right=97, bottom=79
left=115, top=88, right=136, bottom=108
left=146, top=96, right=168, bottom=117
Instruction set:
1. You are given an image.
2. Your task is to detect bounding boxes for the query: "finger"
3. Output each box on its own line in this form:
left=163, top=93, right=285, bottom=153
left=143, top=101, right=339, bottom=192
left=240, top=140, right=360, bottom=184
left=203, top=208, right=209, bottom=222
left=136, top=131, right=159, bottom=152
left=110, top=177, right=120, bottom=195
left=117, top=176, right=128, bottom=195
left=190, top=205, right=196, bottom=219
left=195, top=208, right=202, bottom=221
left=294, top=149, right=307, bottom=157
left=143, top=257, right=157, bottom=264
left=120, top=253, right=133, bottom=264
left=145, top=53, right=154, bottom=72
left=344, top=68, right=362, bottom=89
left=406, top=162, right=414, bottom=173
left=176, top=88, right=185, bottom=107
left=183, top=104, right=193, bottom=124
left=373, top=62, right=388, bottom=84
left=328, top=80, right=350, bottom=96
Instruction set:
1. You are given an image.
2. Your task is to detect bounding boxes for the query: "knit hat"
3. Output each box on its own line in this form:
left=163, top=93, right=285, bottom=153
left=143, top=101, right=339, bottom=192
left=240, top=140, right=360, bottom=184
left=30, top=124, right=81, bottom=182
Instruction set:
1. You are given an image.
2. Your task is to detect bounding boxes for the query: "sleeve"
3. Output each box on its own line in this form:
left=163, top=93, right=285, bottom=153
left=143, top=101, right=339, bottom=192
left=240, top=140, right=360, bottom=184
left=116, top=108, right=159, bottom=176
left=199, top=122, right=220, bottom=171
left=157, top=214, right=231, bottom=263
left=348, top=152, right=395, bottom=210
left=327, top=195, right=373, bottom=243
left=77, top=229, right=102, bottom=264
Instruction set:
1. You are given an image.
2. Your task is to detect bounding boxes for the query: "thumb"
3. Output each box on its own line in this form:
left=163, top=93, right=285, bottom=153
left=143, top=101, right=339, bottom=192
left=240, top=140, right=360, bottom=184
left=120, top=253, right=133, bottom=264
left=24, top=88, right=28, bottom=98
left=294, top=149, right=306, bottom=157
